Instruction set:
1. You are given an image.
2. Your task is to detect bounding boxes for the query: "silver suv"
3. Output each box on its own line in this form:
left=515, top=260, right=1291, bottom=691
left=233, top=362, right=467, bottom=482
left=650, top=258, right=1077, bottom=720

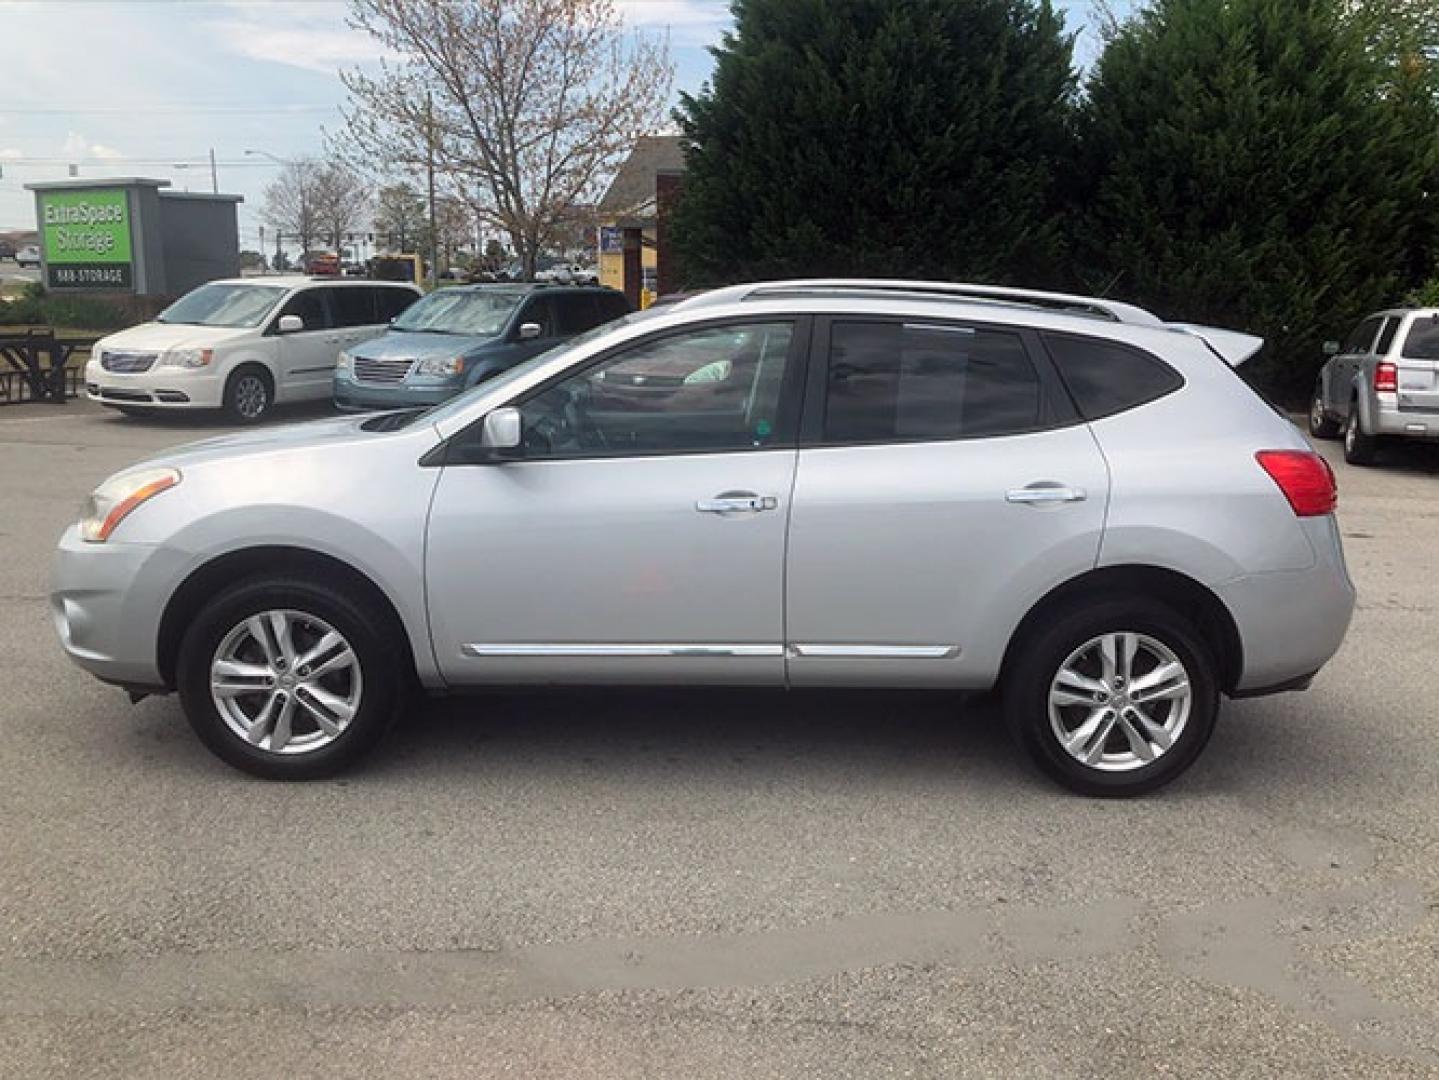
left=52, top=280, right=1355, bottom=795
left=1310, top=307, right=1439, bottom=464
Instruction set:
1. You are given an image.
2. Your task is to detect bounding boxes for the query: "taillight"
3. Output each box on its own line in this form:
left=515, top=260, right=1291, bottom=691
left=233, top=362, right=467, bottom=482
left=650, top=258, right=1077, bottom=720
left=1374, top=361, right=1398, bottom=393
left=1255, top=450, right=1337, bottom=517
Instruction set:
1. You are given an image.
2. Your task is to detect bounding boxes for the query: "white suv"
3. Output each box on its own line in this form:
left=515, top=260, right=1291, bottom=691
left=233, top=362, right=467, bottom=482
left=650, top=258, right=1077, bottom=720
left=85, top=277, right=421, bottom=422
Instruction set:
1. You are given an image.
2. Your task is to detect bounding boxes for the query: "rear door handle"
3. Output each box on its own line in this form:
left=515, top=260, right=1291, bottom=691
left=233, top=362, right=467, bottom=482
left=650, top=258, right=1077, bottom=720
left=696, top=493, right=778, bottom=514
left=1006, top=484, right=1087, bottom=505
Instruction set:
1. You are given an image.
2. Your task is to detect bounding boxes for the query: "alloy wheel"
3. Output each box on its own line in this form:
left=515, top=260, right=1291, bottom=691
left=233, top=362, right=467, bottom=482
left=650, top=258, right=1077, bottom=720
left=1048, top=631, right=1192, bottom=773
left=210, top=609, right=363, bottom=755
left=234, top=375, right=268, bottom=420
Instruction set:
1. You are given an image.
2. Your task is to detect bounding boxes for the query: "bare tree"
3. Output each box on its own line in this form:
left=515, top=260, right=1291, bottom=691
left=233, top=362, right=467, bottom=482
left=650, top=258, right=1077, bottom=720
left=373, top=181, right=427, bottom=252
left=261, top=158, right=323, bottom=257
left=313, top=162, right=371, bottom=254
left=340, top=0, right=673, bottom=278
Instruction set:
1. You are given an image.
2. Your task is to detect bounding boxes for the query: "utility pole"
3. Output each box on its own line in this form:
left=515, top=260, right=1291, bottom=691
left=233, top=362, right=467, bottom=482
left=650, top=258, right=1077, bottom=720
left=209, top=148, right=218, bottom=194
left=426, top=92, right=439, bottom=290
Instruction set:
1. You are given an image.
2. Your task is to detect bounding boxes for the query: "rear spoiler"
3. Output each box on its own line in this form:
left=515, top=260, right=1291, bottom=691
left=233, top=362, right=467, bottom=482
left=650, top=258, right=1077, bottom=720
left=1166, top=323, right=1264, bottom=367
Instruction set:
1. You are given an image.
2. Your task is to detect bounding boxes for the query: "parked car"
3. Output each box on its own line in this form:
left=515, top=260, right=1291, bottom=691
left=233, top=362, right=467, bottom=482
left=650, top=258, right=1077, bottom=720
left=53, top=279, right=1353, bottom=794
left=536, top=261, right=600, bottom=286
left=15, top=244, right=40, bottom=268
left=1310, top=307, right=1439, bottom=464
left=334, top=284, right=630, bottom=411
left=84, top=276, right=421, bottom=422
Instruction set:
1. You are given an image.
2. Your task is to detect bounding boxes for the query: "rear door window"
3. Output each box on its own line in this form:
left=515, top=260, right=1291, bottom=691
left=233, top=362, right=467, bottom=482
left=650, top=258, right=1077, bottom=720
left=329, top=286, right=377, bottom=328
left=555, top=293, right=600, bottom=335
left=823, top=321, right=1044, bottom=442
left=1344, top=316, right=1382, bottom=354
left=1402, top=316, right=1439, bottom=360
left=376, top=286, right=418, bottom=322
left=1041, top=333, right=1184, bottom=420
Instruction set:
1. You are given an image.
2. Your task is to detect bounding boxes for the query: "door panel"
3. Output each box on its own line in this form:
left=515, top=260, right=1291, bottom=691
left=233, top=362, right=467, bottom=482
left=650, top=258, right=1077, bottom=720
left=785, top=430, right=1109, bottom=687
left=275, top=289, right=338, bottom=400
left=785, top=316, right=1108, bottom=688
left=425, top=451, right=796, bottom=685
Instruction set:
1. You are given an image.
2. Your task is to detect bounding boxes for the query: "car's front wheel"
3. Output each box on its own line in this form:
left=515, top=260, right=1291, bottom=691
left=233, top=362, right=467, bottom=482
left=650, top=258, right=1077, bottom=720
left=177, top=576, right=404, bottom=779
left=223, top=365, right=273, bottom=423
left=1004, top=597, right=1219, bottom=796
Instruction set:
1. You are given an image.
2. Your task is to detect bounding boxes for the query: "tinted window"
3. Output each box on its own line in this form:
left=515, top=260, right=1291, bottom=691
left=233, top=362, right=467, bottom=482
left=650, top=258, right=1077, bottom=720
left=1402, top=316, right=1439, bottom=360
left=514, top=322, right=795, bottom=458
left=824, top=321, right=1041, bottom=442
left=1042, top=333, right=1184, bottom=420
left=1344, top=316, right=1382, bottom=354
left=329, top=286, right=376, bottom=328
left=598, top=292, right=631, bottom=321
left=555, top=293, right=599, bottom=335
left=278, top=289, right=332, bottom=332
left=1375, top=317, right=1400, bottom=355
left=376, top=286, right=419, bottom=322
left=520, top=296, right=556, bottom=338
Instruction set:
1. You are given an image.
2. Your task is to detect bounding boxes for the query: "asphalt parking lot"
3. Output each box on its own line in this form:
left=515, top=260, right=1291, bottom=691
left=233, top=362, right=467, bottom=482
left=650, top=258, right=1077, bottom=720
left=2, top=398, right=1438, bottom=1078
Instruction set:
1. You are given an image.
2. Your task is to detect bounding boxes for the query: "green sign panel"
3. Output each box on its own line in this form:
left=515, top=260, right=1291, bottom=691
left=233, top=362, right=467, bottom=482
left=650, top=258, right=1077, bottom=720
left=39, top=188, right=133, bottom=289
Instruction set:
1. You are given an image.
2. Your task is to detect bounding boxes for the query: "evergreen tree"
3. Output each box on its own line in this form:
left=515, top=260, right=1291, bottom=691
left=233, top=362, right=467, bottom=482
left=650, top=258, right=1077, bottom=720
left=672, top=0, right=1077, bottom=287
left=1075, top=0, right=1435, bottom=394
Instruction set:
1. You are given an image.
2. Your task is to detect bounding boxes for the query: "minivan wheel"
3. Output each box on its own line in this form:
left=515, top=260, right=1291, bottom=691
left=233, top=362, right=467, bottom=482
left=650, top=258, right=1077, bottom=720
left=1308, top=389, right=1340, bottom=439
left=1343, top=408, right=1378, bottom=465
left=1003, top=598, right=1219, bottom=797
left=177, top=576, right=403, bottom=779
left=223, top=365, right=272, bottom=423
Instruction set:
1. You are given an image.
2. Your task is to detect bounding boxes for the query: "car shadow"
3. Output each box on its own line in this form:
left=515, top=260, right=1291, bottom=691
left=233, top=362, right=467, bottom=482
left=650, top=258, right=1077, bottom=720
left=99, top=400, right=347, bottom=430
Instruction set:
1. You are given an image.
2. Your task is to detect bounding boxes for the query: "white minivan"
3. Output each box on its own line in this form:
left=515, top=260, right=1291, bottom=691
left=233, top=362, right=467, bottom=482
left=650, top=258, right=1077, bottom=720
left=85, top=277, right=421, bottom=422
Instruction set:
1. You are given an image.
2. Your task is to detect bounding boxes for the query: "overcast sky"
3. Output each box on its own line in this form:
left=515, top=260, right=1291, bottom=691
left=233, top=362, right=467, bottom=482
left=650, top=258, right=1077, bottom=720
left=0, top=0, right=1103, bottom=244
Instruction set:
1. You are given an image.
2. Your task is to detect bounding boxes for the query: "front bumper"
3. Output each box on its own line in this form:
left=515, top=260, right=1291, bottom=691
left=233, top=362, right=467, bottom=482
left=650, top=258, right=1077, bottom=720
left=84, top=362, right=224, bottom=410
left=51, top=525, right=185, bottom=689
left=333, top=374, right=462, bottom=411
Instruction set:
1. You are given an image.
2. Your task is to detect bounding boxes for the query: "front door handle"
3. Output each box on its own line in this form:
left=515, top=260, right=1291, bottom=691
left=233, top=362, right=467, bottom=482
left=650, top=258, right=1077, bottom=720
left=1006, top=484, right=1087, bottom=505
left=696, top=492, right=778, bottom=514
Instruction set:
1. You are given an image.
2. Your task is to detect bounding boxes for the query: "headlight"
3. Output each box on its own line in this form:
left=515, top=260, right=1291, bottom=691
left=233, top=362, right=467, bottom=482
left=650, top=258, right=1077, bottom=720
left=336, top=351, right=352, bottom=371
left=415, top=357, right=465, bottom=377
left=78, top=467, right=181, bottom=543
left=158, top=347, right=213, bottom=369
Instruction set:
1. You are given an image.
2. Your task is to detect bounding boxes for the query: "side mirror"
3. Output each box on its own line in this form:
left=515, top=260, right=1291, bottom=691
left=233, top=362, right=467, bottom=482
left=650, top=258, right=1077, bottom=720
left=278, top=314, right=304, bottom=333
left=481, top=406, right=522, bottom=451
left=517, top=322, right=542, bottom=341
left=1322, top=340, right=1340, bottom=356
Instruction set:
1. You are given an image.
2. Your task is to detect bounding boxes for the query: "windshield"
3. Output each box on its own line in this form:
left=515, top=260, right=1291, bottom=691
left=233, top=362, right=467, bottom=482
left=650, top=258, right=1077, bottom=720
left=157, top=283, right=288, bottom=328
left=392, top=289, right=525, bottom=336
left=401, top=310, right=657, bottom=430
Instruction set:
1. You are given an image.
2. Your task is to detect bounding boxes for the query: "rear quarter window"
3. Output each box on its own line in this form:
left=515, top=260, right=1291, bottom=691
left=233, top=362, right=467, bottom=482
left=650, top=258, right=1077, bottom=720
left=1402, top=317, right=1439, bottom=360
left=1041, top=332, right=1184, bottom=420
left=376, top=286, right=419, bottom=322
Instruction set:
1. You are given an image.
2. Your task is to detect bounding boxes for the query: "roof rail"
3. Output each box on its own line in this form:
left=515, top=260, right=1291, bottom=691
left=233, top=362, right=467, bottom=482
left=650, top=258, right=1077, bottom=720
left=676, top=278, right=1164, bottom=327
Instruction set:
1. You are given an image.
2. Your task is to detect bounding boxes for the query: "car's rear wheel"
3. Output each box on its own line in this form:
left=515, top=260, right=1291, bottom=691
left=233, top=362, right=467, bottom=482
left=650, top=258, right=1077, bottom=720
left=1004, top=597, right=1219, bottom=797
left=1309, top=387, right=1340, bottom=439
left=223, top=365, right=272, bottom=423
left=1342, top=407, right=1379, bottom=465
left=177, top=576, right=403, bottom=779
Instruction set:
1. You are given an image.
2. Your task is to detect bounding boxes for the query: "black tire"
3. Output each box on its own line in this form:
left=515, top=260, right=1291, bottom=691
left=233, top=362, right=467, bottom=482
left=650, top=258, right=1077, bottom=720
left=1308, top=386, right=1340, bottom=439
left=222, top=365, right=273, bottom=423
left=176, top=575, right=405, bottom=780
left=1342, top=406, right=1379, bottom=466
left=1003, top=597, right=1220, bottom=797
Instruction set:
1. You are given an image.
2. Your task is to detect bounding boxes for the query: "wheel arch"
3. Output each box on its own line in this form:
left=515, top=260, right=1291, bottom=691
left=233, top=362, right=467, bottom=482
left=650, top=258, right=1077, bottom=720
left=999, top=565, right=1244, bottom=695
left=157, top=545, right=419, bottom=690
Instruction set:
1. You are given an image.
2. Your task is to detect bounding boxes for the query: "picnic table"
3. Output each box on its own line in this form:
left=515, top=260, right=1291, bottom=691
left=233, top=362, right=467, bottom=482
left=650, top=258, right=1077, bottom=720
left=0, top=329, right=97, bottom=405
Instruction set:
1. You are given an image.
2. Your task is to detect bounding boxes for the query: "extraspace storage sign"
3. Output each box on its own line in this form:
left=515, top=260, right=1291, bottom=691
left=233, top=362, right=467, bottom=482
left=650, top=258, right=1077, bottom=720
left=39, top=188, right=134, bottom=290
